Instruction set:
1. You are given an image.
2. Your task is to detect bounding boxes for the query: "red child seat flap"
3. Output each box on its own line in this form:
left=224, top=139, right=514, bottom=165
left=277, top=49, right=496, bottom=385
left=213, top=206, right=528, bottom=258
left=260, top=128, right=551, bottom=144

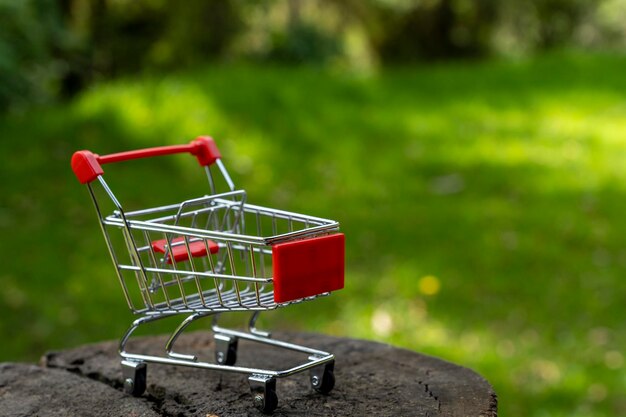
left=152, top=237, right=219, bottom=264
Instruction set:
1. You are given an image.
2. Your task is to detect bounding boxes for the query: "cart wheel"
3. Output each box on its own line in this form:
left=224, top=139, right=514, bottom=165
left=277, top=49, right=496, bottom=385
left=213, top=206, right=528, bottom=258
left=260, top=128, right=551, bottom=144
left=214, top=334, right=238, bottom=366
left=254, top=388, right=278, bottom=414
left=310, top=361, right=335, bottom=394
left=121, top=360, right=147, bottom=397
left=249, top=375, right=278, bottom=414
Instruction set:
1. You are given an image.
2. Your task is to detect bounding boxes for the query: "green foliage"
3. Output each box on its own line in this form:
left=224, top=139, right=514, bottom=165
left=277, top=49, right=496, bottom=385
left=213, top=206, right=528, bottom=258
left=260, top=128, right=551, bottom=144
left=1, top=0, right=625, bottom=110
left=267, top=22, right=343, bottom=65
left=372, top=0, right=499, bottom=60
left=66, top=0, right=244, bottom=76
left=0, top=0, right=74, bottom=110
left=2, top=53, right=626, bottom=417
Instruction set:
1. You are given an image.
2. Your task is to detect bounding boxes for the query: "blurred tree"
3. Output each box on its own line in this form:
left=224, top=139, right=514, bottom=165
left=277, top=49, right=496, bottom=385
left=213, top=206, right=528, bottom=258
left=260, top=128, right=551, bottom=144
left=533, top=0, right=596, bottom=48
left=148, top=0, right=244, bottom=67
left=0, top=0, right=623, bottom=111
left=359, top=0, right=498, bottom=61
left=591, top=0, right=626, bottom=48
left=493, top=0, right=600, bottom=54
left=60, top=0, right=244, bottom=80
left=265, top=0, right=343, bottom=64
left=0, top=0, right=76, bottom=110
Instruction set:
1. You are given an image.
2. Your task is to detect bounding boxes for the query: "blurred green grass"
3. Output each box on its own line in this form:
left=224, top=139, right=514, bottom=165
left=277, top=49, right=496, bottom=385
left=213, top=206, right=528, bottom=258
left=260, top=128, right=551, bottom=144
left=1, top=52, right=625, bottom=417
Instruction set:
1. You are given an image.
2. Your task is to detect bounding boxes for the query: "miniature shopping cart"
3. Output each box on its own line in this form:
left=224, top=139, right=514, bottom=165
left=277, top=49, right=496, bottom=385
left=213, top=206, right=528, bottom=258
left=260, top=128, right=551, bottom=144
left=71, top=137, right=344, bottom=413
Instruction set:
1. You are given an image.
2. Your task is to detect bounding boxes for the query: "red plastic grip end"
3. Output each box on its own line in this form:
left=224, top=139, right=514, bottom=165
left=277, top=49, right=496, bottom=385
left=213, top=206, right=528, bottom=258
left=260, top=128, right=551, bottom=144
left=191, top=136, right=221, bottom=166
left=71, top=150, right=103, bottom=184
left=272, top=233, right=345, bottom=303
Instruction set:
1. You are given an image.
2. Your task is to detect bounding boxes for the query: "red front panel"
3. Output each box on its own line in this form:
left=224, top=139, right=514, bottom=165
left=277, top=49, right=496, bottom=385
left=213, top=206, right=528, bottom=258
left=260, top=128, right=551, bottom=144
left=272, top=233, right=345, bottom=303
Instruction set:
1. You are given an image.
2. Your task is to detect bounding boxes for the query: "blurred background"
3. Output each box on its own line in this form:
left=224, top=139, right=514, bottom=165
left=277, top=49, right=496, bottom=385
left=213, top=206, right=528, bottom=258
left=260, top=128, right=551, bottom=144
left=1, top=0, right=625, bottom=416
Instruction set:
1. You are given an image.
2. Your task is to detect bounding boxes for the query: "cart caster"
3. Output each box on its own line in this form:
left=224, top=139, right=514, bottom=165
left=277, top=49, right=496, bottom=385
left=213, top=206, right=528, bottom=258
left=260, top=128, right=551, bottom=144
left=121, top=360, right=147, bottom=397
left=310, top=360, right=335, bottom=394
left=249, top=374, right=278, bottom=414
left=214, top=334, right=238, bottom=365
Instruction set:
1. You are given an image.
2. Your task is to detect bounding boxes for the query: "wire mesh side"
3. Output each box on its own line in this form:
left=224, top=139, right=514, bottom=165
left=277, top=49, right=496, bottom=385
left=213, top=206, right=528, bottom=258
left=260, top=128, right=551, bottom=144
left=91, top=176, right=338, bottom=314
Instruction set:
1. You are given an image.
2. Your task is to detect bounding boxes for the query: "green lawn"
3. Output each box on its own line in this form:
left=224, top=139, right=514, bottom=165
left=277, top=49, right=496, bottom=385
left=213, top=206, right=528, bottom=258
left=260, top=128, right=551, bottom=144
left=2, top=52, right=625, bottom=416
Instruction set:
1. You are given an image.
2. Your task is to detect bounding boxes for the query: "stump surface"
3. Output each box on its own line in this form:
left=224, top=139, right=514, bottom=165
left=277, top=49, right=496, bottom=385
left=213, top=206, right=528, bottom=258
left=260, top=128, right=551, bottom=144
left=2, top=332, right=497, bottom=416
left=0, top=362, right=158, bottom=417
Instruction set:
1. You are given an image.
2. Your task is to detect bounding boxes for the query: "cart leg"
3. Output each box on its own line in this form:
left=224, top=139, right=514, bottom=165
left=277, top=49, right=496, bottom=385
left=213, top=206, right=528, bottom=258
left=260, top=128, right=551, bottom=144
left=248, top=374, right=278, bottom=414
left=309, top=358, right=335, bottom=394
left=166, top=313, right=206, bottom=361
left=214, top=333, right=238, bottom=365
left=248, top=311, right=271, bottom=338
left=121, top=360, right=147, bottom=396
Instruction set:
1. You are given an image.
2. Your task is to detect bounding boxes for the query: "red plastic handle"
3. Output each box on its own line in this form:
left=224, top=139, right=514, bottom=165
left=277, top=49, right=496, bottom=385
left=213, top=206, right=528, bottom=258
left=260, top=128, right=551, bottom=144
left=71, top=136, right=221, bottom=184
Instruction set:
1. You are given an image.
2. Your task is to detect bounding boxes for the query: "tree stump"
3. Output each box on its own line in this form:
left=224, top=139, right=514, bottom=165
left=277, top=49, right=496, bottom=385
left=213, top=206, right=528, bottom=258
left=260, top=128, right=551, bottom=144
left=2, top=332, right=497, bottom=416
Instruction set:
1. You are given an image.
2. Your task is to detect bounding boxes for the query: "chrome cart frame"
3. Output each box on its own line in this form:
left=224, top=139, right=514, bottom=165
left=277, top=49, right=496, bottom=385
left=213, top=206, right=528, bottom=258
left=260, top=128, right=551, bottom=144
left=71, top=137, right=344, bottom=413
